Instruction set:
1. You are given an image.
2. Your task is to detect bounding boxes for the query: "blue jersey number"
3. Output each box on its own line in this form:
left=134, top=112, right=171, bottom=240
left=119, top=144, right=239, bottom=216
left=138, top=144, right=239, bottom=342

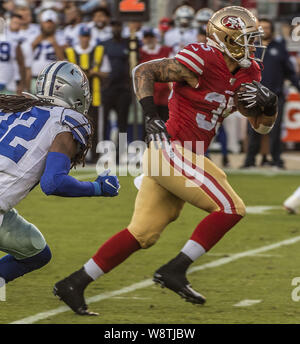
left=0, top=42, right=11, bottom=62
left=34, top=44, right=56, bottom=61
left=0, top=108, right=50, bottom=163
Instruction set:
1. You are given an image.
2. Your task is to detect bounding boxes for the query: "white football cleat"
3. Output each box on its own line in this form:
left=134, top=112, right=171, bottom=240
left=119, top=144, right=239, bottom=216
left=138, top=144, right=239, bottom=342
left=284, top=187, right=300, bottom=214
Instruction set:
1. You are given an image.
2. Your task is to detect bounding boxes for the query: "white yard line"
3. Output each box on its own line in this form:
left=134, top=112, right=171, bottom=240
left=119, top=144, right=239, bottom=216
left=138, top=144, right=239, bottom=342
left=234, top=300, right=262, bottom=307
left=10, top=235, right=300, bottom=324
left=246, top=206, right=282, bottom=214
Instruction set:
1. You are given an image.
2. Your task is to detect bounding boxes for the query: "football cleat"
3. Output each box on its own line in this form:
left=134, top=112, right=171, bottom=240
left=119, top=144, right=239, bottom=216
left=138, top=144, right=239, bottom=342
left=283, top=187, right=300, bottom=214
left=53, top=268, right=98, bottom=316
left=153, top=265, right=206, bottom=305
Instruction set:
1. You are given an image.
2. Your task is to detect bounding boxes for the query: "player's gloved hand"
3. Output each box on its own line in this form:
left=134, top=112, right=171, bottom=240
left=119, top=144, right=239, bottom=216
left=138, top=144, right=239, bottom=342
left=145, top=115, right=170, bottom=148
left=238, top=81, right=278, bottom=116
left=139, top=96, right=170, bottom=148
left=93, top=169, right=120, bottom=197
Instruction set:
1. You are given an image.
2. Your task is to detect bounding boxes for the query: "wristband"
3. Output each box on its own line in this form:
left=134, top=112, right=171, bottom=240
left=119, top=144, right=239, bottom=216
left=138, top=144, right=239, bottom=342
left=92, top=182, right=102, bottom=196
left=139, top=96, right=158, bottom=118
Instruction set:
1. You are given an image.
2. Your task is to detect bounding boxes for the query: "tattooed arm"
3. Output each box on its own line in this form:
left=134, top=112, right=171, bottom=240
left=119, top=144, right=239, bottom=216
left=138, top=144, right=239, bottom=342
left=134, top=58, right=199, bottom=147
left=133, top=58, right=199, bottom=100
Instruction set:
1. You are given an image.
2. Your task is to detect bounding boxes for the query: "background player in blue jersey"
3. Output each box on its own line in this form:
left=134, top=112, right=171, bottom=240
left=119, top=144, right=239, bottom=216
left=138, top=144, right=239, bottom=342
left=0, top=61, right=120, bottom=310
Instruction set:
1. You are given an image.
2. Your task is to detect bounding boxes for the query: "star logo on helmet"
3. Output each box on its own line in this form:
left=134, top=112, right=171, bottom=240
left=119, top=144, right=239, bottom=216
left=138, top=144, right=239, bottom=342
left=221, top=16, right=245, bottom=30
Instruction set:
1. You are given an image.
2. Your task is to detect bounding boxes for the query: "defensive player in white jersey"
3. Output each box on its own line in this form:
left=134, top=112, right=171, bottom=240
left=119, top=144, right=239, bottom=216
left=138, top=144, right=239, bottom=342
left=0, top=61, right=120, bottom=312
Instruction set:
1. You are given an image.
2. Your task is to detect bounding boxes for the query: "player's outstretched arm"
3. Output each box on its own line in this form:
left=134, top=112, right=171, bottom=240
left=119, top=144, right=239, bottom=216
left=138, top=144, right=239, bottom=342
left=40, top=132, right=120, bottom=197
left=133, top=58, right=199, bottom=100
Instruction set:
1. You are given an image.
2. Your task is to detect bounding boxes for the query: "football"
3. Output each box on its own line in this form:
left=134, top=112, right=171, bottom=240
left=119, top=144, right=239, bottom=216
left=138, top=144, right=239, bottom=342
left=234, top=85, right=263, bottom=117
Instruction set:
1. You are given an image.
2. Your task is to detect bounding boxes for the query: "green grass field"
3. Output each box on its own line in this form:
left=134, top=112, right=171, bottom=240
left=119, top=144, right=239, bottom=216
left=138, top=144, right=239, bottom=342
left=1, top=171, right=300, bottom=324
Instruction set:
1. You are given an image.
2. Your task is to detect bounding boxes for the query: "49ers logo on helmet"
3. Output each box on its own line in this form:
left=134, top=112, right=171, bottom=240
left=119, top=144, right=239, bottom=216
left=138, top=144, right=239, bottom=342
left=221, top=16, right=245, bottom=30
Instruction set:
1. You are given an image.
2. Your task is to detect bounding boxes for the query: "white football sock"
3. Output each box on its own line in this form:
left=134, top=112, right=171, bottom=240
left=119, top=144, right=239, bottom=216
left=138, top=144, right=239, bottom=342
left=181, top=240, right=206, bottom=261
left=84, top=258, right=104, bottom=280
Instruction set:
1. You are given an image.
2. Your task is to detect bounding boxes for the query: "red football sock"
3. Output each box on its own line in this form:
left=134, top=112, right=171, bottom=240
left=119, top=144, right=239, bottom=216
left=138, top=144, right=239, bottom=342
left=92, top=228, right=141, bottom=273
left=190, top=211, right=243, bottom=251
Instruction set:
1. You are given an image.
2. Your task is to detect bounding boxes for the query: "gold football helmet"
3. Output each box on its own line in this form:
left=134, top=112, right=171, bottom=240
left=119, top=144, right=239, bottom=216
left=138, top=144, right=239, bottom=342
left=206, top=6, right=266, bottom=68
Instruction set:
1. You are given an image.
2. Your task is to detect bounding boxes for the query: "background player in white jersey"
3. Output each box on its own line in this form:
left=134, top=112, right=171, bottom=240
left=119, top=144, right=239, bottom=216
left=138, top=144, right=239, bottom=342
left=63, top=5, right=84, bottom=48
left=30, top=10, right=65, bottom=91
left=0, top=62, right=120, bottom=313
left=164, top=4, right=198, bottom=54
left=88, top=7, right=113, bottom=46
left=4, top=13, right=28, bottom=95
left=15, top=4, right=40, bottom=44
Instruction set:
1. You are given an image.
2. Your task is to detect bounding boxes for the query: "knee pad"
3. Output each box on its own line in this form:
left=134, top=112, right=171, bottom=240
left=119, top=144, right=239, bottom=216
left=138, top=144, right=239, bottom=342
left=0, top=209, right=47, bottom=260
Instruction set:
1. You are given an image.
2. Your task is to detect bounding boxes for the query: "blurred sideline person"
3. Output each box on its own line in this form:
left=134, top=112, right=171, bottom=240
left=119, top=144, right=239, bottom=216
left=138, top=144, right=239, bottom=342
left=15, top=4, right=40, bottom=44
left=101, top=20, right=132, bottom=161
left=164, top=4, right=197, bottom=53
left=65, top=25, right=111, bottom=163
left=0, top=13, right=26, bottom=95
left=158, top=17, right=173, bottom=45
left=0, top=62, right=119, bottom=297
left=243, top=18, right=300, bottom=169
left=139, top=28, right=172, bottom=122
left=88, top=6, right=112, bottom=46
left=30, top=10, right=65, bottom=93
left=284, top=187, right=300, bottom=214
left=63, top=5, right=83, bottom=48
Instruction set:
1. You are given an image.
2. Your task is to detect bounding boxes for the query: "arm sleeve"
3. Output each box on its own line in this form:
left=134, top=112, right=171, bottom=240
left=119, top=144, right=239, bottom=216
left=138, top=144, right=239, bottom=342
left=40, top=152, right=100, bottom=197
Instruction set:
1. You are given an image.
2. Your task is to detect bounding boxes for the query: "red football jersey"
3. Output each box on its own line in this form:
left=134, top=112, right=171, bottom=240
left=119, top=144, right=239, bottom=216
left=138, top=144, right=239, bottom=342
left=166, top=42, right=261, bottom=153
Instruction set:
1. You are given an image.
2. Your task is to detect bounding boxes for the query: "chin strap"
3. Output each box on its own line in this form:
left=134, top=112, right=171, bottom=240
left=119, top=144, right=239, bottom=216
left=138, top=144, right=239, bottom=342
left=22, top=92, right=39, bottom=100
left=208, top=34, right=252, bottom=69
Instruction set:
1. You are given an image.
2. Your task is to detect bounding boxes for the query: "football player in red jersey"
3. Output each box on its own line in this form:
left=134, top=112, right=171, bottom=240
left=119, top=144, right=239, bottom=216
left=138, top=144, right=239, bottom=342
left=53, top=6, right=278, bottom=315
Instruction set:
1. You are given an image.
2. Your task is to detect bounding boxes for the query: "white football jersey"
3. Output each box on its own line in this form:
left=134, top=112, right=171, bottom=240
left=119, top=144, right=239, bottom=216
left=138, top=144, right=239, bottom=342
left=0, top=106, right=91, bottom=213
left=31, top=31, right=66, bottom=77
left=64, top=24, right=82, bottom=47
left=18, top=23, right=41, bottom=45
left=164, top=27, right=198, bottom=53
left=88, top=23, right=113, bottom=45
left=0, top=37, right=17, bottom=91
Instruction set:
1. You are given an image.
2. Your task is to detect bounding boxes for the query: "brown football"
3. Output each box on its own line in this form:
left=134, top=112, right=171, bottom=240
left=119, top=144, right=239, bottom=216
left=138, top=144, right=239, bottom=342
left=234, top=85, right=263, bottom=117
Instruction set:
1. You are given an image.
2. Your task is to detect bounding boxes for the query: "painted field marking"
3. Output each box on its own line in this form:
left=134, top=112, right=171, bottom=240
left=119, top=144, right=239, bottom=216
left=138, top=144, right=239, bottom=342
left=234, top=299, right=262, bottom=307
left=10, top=235, right=300, bottom=324
left=246, top=206, right=282, bottom=214
left=206, top=253, right=282, bottom=258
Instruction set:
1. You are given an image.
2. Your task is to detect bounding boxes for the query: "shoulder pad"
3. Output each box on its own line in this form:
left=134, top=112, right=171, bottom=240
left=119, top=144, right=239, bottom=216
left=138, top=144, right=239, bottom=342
left=61, top=108, right=92, bottom=147
left=175, top=43, right=209, bottom=76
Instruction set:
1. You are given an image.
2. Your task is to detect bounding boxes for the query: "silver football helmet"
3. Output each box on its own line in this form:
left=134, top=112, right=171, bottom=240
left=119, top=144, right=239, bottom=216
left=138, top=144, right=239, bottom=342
left=35, top=61, right=91, bottom=115
left=194, top=8, right=214, bottom=27
left=174, top=5, right=195, bottom=28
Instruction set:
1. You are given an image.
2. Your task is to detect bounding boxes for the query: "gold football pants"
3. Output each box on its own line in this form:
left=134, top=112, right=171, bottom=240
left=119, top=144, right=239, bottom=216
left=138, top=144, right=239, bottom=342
left=128, top=142, right=245, bottom=248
